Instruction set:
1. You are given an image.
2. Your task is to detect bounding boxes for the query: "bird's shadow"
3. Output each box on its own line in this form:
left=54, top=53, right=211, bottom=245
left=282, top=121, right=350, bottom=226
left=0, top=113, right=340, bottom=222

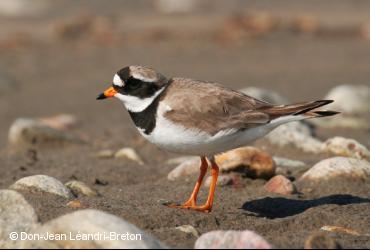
left=242, top=194, right=370, bottom=219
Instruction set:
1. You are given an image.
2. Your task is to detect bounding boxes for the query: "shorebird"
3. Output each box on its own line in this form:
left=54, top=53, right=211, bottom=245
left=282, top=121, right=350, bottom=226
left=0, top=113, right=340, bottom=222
left=97, top=65, right=338, bottom=212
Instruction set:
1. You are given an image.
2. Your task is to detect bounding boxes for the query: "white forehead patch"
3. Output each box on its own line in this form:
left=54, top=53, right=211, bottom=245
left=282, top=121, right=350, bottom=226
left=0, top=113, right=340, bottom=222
left=113, top=74, right=124, bottom=87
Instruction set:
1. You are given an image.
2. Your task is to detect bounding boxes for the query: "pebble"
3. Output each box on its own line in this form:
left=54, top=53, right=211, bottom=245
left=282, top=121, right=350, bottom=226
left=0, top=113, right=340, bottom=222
left=95, top=149, right=114, bottom=158
left=239, top=87, right=289, bottom=105
left=38, top=114, right=78, bottom=130
left=264, top=175, right=297, bottom=195
left=0, top=190, right=39, bottom=248
left=167, top=157, right=200, bottom=181
left=65, top=180, right=98, bottom=197
left=168, top=147, right=276, bottom=180
left=10, top=175, right=74, bottom=199
left=175, top=225, right=200, bottom=238
left=324, top=85, right=370, bottom=114
left=204, top=175, right=234, bottom=187
left=195, top=230, right=272, bottom=249
left=8, top=118, right=83, bottom=148
left=323, top=137, right=370, bottom=161
left=297, top=157, right=370, bottom=184
left=114, top=147, right=144, bottom=165
left=273, top=156, right=306, bottom=169
left=67, top=200, right=87, bottom=209
left=320, top=225, right=365, bottom=236
left=20, top=209, right=166, bottom=249
left=266, top=121, right=324, bottom=153
left=304, top=232, right=341, bottom=249
left=216, top=147, right=276, bottom=179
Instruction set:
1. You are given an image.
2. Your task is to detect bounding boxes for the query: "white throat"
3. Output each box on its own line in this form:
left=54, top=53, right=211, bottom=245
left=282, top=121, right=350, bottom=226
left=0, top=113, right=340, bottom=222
left=114, top=87, right=165, bottom=113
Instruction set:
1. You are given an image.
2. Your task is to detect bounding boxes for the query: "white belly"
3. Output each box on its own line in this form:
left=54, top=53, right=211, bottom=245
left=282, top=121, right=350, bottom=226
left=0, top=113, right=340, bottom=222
left=138, top=102, right=305, bottom=156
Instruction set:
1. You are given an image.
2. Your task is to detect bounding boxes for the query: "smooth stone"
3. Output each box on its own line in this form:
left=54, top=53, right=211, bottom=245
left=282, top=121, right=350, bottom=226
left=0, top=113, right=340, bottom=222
left=20, top=209, right=166, bottom=249
left=168, top=147, right=276, bottom=180
left=115, top=147, right=144, bottom=165
left=273, top=156, right=306, bottom=169
left=324, top=84, right=370, bottom=114
left=10, top=175, right=74, bottom=199
left=264, top=175, right=297, bottom=195
left=320, top=225, right=364, bottom=236
left=304, top=232, right=341, bottom=249
left=266, top=121, right=324, bottom=153
left=65, top=180, right=98, bottom=197
left=323, top=137, right=370, bottom=161
left=195, top=230, right=272, bottom=249
left=67, top=200, right=87, bottom=209
left=95, top=149, right=114, bottom=158
left=297, top=157, right=370, bottom=184
left=175, top=225, right=200, bottom=238
left=204, top=175, right=234, bottom=187
left=38, top=114, right=78, bottom=131
left=0, top=190, right=39, bottom=248
left=239, top=87, right=289, bottom=105
left=216, top=147, right=276, bottom=179
left=167, top=157, right=200, bottom=181
left=8, top=118, right=83, bottom=148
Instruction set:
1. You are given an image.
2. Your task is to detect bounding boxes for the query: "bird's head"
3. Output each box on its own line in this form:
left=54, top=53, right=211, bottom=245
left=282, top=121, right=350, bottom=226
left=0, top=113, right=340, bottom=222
left=97, top=66, right=168, bottom=112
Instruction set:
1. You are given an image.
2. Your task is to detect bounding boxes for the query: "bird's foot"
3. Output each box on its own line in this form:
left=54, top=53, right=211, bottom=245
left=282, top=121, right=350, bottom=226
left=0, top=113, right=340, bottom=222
left=165, top=201, right=212, bottom=213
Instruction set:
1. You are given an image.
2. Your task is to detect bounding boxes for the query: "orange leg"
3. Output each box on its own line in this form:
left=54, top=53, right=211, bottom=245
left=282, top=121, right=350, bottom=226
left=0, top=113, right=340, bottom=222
left=167, top=157, right=219, bottom=213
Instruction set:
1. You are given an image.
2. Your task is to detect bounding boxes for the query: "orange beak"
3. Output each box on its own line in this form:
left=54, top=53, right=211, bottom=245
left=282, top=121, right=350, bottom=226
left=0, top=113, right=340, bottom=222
left=97, top=86, right=117, bottom=100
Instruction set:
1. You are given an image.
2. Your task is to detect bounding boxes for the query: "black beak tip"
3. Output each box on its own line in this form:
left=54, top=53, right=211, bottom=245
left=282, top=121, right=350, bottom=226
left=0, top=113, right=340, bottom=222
left=96, top=93, right=106, bottom=100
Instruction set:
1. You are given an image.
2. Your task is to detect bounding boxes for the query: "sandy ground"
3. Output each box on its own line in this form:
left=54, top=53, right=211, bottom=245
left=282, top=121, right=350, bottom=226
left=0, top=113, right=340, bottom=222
left=0, top=1, right=369, bottom=248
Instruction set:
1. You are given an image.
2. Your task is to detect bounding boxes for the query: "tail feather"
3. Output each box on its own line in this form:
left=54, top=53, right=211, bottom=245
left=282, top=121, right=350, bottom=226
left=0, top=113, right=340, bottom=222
left=261, top=99, right=339, bottom=119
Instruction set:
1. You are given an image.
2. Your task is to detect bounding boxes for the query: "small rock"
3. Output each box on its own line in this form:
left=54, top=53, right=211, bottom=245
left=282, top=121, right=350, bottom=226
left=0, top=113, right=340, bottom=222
left=304, top=232, right=341, bottom=249
left=175, top=225, right=200, bottom=238
left=239, top=87, right=289, bottom=105
left=65, top=180, right=98, bottom=197
left=297, top=157, right=370, bottom=185
left=266, top=121, right=323, bottom=153
left=0, top=190, right=39, bottom=248
left=167, top=157, right=200, bottom=181
left=324, top=85, right=370, bottom=114
left=320, top=225, right=363, bottom=236
left=38, top=114, right=78, bottom=130
left=0, top=0, right=49, bottom=17
left=8, top=118, right=84, bottom=148
left=323, top=137, right=370, bottom=161
left=264, top=175, right=297, bottom=195
left=20, top=209, right=166, bottom=249
left=273, top=156, right=306, bottom=169
left=204, top=175, right=234, bottom=187
left=216, top=147, right=276, bottom=179
left=195, top=230, right=272, bottom=249
left=10, top=175, right=74, bottom=199
left=115, top=147, right=144, bottom=165
left=168, top=147, right=275, bottom=180
left=67, top=199, right=87, bottom=209
left=95, top=149, right=114, bottom=158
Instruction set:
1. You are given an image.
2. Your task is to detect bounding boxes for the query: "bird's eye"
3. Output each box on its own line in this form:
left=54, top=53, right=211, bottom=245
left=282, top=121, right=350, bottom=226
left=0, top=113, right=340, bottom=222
left=127, top=78, right=142, bottom=90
